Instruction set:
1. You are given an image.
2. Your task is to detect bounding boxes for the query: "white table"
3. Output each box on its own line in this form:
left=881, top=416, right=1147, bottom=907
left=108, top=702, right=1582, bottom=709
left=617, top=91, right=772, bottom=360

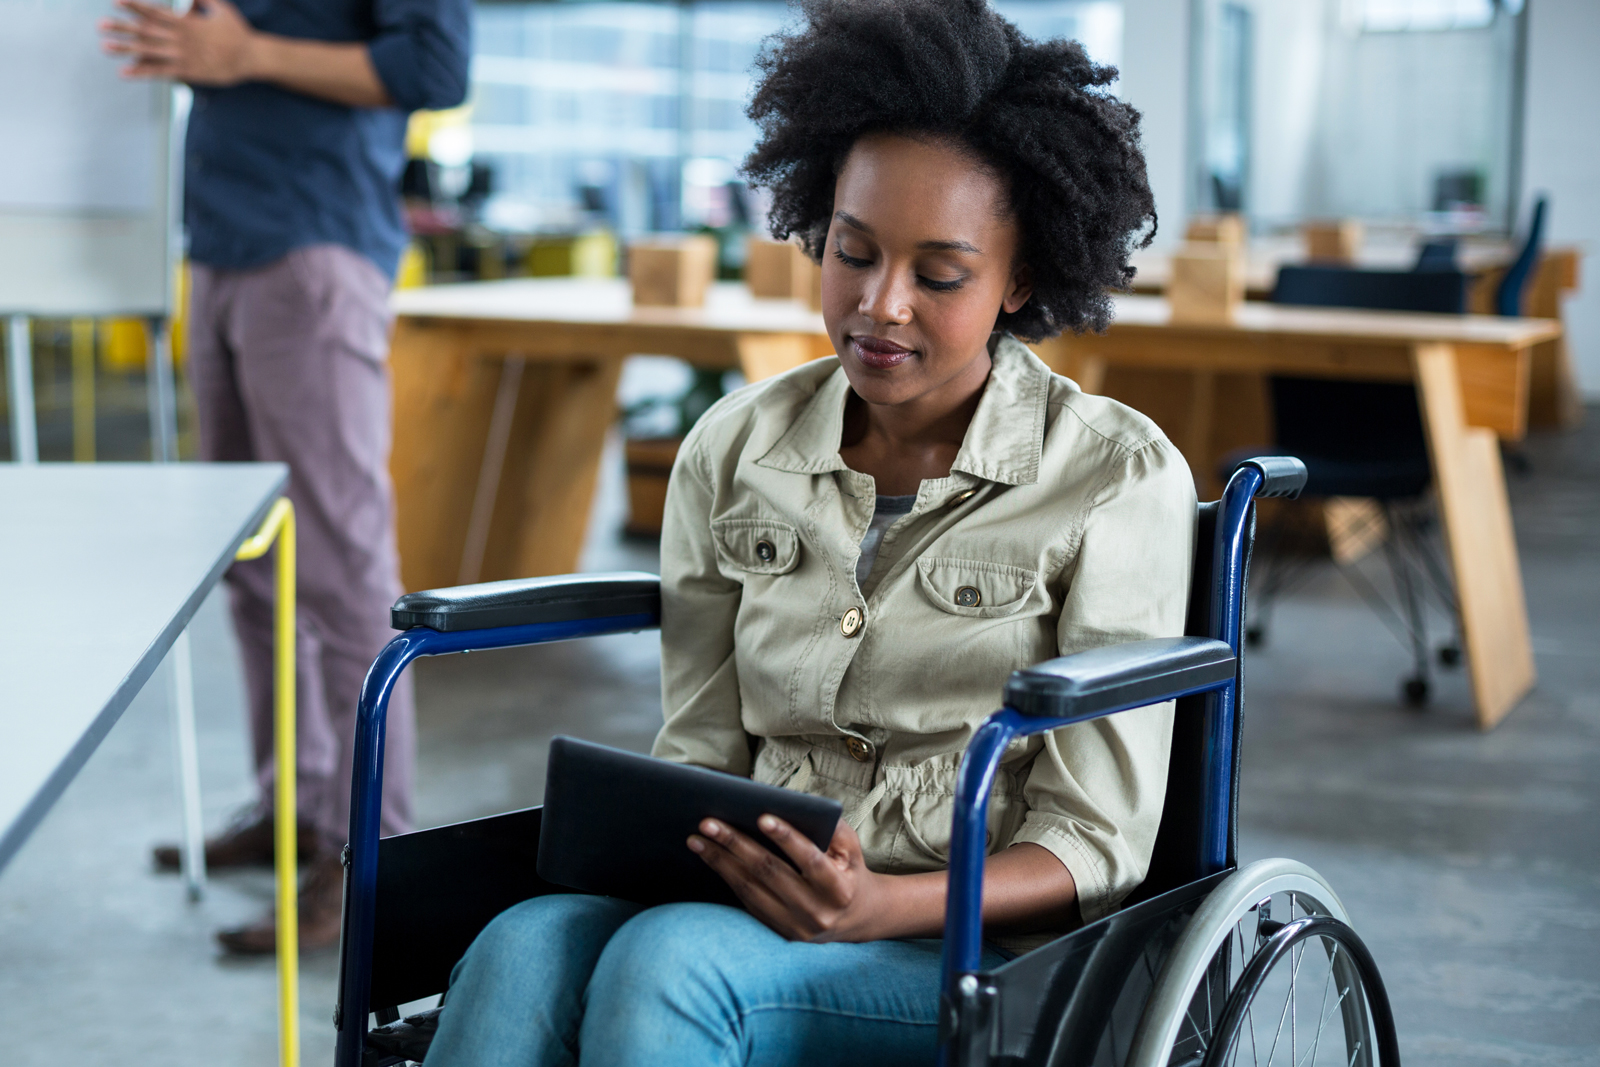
left=0, top=463, right=287, bottom=873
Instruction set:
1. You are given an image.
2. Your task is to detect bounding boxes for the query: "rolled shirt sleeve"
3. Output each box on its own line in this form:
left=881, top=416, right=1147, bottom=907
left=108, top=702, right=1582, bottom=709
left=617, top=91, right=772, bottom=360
left=1007, top=436, right=1197, bottom=922
left=368, top=0, right=473, bottom=112
left=652, top=421, right=752, bottom=776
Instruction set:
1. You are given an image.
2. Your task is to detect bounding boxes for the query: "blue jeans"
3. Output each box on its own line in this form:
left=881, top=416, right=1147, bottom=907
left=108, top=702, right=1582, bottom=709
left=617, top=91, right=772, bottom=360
left=423, top=894, right=1010, bottom=1067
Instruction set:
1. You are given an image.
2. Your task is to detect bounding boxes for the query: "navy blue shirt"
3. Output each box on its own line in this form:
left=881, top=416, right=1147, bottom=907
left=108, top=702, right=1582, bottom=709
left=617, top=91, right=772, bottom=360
left=185, top=0, right=471, bottom=278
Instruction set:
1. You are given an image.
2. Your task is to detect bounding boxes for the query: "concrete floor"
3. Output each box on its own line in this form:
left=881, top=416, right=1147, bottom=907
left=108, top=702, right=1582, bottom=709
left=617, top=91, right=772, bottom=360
left=0, top=411, right=1596, bottom=1065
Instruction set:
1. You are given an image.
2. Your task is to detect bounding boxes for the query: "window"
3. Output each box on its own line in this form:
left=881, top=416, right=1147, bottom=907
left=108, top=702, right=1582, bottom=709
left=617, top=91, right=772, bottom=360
left=1353, top=0, right=1519, bottom=34
left=468, top=1, right=1123, bottom=237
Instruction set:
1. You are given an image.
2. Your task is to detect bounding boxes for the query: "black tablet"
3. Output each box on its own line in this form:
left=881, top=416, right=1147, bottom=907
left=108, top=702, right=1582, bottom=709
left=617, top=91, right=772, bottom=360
left=537, top=736, right=844, bottom=907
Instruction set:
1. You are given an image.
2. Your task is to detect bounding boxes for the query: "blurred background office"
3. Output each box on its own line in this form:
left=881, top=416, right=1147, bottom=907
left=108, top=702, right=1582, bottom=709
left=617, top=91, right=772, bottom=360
left=1, top=1, right=1596, bottom=1066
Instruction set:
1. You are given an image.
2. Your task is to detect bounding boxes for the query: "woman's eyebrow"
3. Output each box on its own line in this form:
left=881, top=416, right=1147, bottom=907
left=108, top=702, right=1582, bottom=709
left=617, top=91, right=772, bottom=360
left=835, top=211, right=874, bottom=234
left=918, top=238, right=982, bottom=255
left=833, top=212, right=981, bottom=255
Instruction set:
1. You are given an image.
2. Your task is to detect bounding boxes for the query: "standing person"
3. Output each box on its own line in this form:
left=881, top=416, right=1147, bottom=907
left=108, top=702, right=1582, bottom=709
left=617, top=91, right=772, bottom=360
left=100, top=0, right=471, bottom=953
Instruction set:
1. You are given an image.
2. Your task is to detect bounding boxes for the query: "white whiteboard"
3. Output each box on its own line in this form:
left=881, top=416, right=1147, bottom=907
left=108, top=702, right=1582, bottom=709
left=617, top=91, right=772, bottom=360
left=0, top=0, right=178, bottom=316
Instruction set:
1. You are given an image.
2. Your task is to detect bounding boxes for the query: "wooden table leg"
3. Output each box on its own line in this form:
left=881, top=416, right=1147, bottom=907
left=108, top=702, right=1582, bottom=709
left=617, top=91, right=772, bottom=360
left=390, top=320, right=625, bottom=590
left=1183, top=370, right=1217, bottom=480
left=1412, top=342, right=1537, bottom=728
left=391, top=322, right=505, bottom=592
left=1071, top=354, right=1107, bottom=395
left=481, top=355, right=625, bottom=581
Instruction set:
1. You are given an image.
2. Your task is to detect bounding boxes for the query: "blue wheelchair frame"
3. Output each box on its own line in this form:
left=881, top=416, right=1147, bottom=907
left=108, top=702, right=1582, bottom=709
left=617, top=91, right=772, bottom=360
left=331, top=459, right=1295, bottom=1067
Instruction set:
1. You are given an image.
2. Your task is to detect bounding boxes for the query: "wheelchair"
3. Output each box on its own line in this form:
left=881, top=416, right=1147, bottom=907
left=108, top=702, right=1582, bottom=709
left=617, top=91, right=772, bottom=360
left=332, top=455, right=1401, bottom=1067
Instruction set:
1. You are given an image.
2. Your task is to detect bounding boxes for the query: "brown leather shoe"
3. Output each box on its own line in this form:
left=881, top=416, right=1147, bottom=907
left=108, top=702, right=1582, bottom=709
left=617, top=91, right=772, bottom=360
left=152, top=810, right=326, bottom=872
left=216, top=850, right=345, bottom=955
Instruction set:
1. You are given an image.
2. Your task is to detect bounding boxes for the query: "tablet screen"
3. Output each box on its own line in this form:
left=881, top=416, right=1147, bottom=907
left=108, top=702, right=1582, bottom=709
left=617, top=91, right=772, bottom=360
left=537, top=736, right=844, bottom=907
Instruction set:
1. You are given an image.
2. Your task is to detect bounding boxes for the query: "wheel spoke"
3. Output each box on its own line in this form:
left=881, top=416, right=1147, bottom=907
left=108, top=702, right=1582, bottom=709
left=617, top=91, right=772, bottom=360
left=1291, top=938, right=1300, bottom=1065
left=1186, top=1002, right=1211, bottom=1054
left=1347, top=1039, right=1363, bottom=1067
left=1265, top=930, right=1309, bottom=1066
left=1205, top=949, right=1215, bottom=1036
left=1303, top=944, right=1340, bottom=1066
left=1298, top=987, right=1351, bottom=1067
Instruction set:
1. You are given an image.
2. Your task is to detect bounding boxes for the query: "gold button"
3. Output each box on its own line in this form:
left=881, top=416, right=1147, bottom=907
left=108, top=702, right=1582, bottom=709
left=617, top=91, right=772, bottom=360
left=847, top=737, right=875, bottom=762
left=955, top=586, right=981, bottom=608
left=840, top=606, right=864, bottom=637
left=755, top=539, right=775, bottom=563
left=954, top=489, right=978, bottom=504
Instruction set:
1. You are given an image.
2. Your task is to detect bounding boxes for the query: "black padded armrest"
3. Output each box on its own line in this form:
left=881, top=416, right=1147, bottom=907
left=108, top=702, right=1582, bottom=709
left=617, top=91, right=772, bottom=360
left=1234, top=455, right=1307, bottom=499
left=391, top=572, right=660, bottom=632
left=1004, top=637, right=1236, bottom=720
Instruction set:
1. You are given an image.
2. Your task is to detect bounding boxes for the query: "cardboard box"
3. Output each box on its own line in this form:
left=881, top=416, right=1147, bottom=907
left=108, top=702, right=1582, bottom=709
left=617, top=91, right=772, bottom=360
left=629, top=235, right=719, bottom=307
left=745, top=237, right=816, bottom=301
left=1185, top=213, right=1246, bottom=252
left=1168, top=244, right=1244, bottom=324
left=1303, top=219, right=1364, bottom=264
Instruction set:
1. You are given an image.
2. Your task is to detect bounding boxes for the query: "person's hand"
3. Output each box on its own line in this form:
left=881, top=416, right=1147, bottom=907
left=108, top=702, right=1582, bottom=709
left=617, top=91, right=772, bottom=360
left=99, top=0, right=259, bottom=86
left=688, top=814, right=900, bottom=942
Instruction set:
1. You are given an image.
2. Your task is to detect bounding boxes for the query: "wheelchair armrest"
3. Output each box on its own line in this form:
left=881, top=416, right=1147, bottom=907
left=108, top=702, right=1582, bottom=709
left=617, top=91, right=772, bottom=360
left=391, top=572, right=660, bottom=632
left=1004, top=637, right=1236, bottom=720
left=1233, top=455, right=1307, bottom=499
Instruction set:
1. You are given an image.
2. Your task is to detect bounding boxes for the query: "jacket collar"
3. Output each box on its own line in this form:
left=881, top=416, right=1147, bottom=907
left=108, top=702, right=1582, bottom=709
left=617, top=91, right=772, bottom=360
left=756, top=333, right=1052, bottom=487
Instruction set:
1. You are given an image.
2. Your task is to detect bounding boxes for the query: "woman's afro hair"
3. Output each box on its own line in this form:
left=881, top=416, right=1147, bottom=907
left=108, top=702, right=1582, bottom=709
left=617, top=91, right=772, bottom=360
left=743, top=0, right=1156, bottom=340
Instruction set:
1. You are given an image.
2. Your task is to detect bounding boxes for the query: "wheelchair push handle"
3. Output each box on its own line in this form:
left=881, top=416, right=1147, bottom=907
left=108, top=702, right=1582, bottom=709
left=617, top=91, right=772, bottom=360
left=391, top=572, right=661, bottom=633
left=1231, top=455, right=1307, bottom=499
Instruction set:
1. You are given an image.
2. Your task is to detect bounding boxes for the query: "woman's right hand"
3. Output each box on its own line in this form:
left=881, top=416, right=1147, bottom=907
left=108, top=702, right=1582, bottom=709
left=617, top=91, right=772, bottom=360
left=689, top=815, right=934, bottom=942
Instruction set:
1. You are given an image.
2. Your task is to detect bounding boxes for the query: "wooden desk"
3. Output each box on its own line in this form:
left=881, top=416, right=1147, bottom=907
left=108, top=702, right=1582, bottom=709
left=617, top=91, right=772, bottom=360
left=1035, top=295, right=1561, bottom=730
left=389, top=279, right=1555, bottom=729
left=389, top=279, right=829, bottom=592
left=1128, top=239, right=1583, bottom=430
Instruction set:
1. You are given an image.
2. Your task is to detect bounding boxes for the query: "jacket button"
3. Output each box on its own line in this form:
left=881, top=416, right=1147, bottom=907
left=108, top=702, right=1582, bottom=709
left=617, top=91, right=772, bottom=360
left=847, top=736, right=875, bottom=762
left=955, top=586, right=981, bottom=608
left=755, top=539, right=775, bottom=562
left=840, top=606, right=864, bottom=637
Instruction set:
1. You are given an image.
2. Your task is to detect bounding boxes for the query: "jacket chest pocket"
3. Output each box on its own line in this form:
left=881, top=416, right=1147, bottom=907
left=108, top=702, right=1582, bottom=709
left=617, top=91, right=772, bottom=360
left=916, top=557, right=1038, bottom=618
left=712, top=518, right=801, bottom=576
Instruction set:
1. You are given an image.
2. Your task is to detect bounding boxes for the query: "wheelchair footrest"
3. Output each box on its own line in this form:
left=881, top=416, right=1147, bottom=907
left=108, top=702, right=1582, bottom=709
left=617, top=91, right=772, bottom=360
left=365, top=1006, right=442, bottom=1065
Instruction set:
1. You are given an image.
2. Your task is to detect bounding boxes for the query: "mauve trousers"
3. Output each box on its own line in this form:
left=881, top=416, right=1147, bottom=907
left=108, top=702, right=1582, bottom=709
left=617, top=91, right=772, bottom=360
left=187, top=244, right=415, bottom=843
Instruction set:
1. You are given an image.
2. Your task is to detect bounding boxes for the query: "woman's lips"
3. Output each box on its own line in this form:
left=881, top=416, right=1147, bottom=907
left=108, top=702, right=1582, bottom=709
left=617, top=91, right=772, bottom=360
left=850, top=335, right=915, bottom=369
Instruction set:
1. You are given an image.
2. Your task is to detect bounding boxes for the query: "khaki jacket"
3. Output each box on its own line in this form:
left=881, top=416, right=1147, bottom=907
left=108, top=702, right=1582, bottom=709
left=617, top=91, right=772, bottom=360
left=653, top=335, right=1196, bottom=931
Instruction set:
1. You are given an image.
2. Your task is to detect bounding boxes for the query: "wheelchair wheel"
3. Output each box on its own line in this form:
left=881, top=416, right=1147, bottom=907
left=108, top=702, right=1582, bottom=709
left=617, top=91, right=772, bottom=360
left=1125, top=859, right=1399, bottom=1067
left=1199, top=912, right=1399, bottom=1067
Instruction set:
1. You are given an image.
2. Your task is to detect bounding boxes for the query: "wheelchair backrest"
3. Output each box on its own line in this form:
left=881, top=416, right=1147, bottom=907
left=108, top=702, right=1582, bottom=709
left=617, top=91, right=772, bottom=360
left=1132, top=498, right=1247, bottom=902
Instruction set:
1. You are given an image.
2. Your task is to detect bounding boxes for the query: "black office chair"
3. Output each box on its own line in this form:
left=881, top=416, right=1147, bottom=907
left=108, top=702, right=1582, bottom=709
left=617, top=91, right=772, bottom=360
left=1413, top=237, right=1458, bottom=272
left=1236, top=265, right=1467, bottom=707
left=1491, top=197, right=1550, bottom=477
left=1495, top=196, right=1547, bottom=317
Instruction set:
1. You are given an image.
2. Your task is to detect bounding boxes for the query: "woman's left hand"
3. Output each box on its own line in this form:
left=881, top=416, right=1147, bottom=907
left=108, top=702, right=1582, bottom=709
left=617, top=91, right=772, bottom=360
left=689, top=815, right=903, bottom=942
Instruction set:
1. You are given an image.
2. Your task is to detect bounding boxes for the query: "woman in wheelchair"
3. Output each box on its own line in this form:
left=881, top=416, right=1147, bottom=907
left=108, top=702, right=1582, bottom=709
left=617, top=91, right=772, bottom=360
left=425, top=1, right=1193, bottom=1063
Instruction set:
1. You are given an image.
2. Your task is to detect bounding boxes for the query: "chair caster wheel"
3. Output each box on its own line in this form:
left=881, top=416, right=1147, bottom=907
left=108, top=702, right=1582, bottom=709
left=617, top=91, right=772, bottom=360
left=1402, top=677, right=1430, bottom=708
left=1245, top=626, right=1265, bottom=648
left=1437, top=644, right=1461, bottom=667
